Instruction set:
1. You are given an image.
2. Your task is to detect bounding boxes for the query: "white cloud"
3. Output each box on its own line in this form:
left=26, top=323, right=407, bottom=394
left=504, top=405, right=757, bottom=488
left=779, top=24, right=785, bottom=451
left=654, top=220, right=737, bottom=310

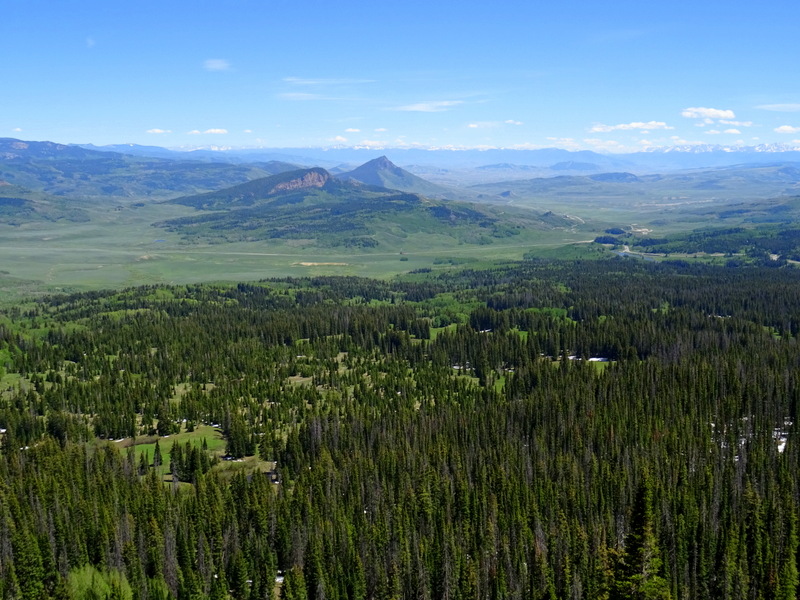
left=719, top=119, right=752, bottom=127
left=374, top=128, right=387, bottom=132
left=468, top=121, right=504, bottom=129
left=146, top=128, right=171, bottom=134
left=331, top=136, right=348, bottom=143
left=345, top=128, right=360, bottom=133
left=203, top=59, right=230, bottom=71
left=12, top=127, right=22, bottom=132
left=356, top=139, right=388, bottom=149
left=668, top=136, right=704, bottom=146
left=393, top=100, right=463, bottom=112
left=243, top=129, right=253, bottom=133
left=707, top=128, right=745, bottom=135
left=590, top=121, right=673, bottom=133
left=545, top=137, right=581, bottom=150
left=681, top=107, right=736, bottom=120
left=187, top=128, right=228, bottom=135
left=581, top=138, right=635, bottom=152
left=756, top=103, right=800, bottom=112
left=505, top=120, right=523, bottom=125
left=775, top=125, right=800, bottom=134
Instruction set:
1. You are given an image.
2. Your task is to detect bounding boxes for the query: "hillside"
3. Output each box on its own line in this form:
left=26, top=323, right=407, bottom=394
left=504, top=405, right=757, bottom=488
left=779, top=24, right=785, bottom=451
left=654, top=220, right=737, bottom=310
left=162, top=167, right=575, bottom=247
left=470, top=163, right=800, bottom=210
left=0, top=181, right=90, bottom=224
left=336, top=155, right=451, bottom=197
left=0, top=138, right=289, bottom=199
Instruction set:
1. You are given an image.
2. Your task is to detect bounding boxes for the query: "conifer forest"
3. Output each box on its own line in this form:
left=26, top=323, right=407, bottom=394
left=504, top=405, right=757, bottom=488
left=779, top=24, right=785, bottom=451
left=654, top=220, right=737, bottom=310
left=1, top=258, right=800, bottom=600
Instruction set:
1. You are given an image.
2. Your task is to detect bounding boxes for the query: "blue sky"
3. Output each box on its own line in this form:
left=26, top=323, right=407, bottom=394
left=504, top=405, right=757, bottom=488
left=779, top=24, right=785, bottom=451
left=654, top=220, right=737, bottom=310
left=3, top=0, right=800, bottom=152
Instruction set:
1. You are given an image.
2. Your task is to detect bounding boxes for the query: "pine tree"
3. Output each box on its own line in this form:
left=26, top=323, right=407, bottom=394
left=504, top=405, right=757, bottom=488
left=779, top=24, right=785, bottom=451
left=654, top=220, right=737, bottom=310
left=153, top=439, right=162, bottom=469
left=616, top=476, right=672, bottom=600
left=282, top=566, right=308, bottom=600
left=776, top=496, right=799, bottom=600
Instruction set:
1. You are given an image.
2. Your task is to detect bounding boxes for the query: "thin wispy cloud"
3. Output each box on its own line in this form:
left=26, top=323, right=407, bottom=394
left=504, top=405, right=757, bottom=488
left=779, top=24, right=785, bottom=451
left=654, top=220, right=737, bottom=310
left=583, top=138, right=626, bottom=151
left=545, top=137, right=581, bottom=150
left=668, top=135, right=704, bottom=145
left=279, top=92, right=320, bottom=101
left=12, top=127, right=22, bottom=132
left=146, top=128, right=171, bottom=134
left=681, top=107, right=735, bottom=120
left=505, top=120, right=523, bottom=126
left=590, top=121, right=673, bottom=133
left=86, top=37, right=96, bottom=49
left=345, top=128, right=361, bottom=133
left=374, top=128, right=387, bottom=132
left=203, top=59, right=231, bottom=72
left=719, top=119, right=752, bottom=127
left=278, top=92, right=349, bottom=101
left=467, top=121, right=500, bottom=129
left=775, top=125, right=800, bottom=134
left=756, top=103, right=800, bottom=112
left=356, top=139, right=389, bottom=149
left=393, top=100, right=463, bottom=112
left=187, top=128, right=228, bottom=135
left=283, top=77, right=376, bottom=86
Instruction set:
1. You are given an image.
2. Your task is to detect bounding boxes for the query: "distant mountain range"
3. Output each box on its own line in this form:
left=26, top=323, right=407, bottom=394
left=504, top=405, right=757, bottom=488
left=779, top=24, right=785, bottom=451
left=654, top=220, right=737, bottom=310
left=6, top=137, right=800, bottom=207
left=71, top=139, right=800, bottom=172
left=470, top=163, right=800, bottom=207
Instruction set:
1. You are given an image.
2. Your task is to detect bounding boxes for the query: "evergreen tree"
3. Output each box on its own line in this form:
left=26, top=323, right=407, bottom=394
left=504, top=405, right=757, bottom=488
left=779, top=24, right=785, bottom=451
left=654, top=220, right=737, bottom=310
left=615, top=476, right=672, bottom=600
left=153, top=439, right=162, bottom=469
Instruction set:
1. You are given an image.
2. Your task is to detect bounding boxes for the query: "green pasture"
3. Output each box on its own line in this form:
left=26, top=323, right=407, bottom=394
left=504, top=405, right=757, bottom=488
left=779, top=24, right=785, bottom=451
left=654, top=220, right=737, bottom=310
left=0, top=200, right=595, bottom=296
left=118, top=424, right=225, bottom=479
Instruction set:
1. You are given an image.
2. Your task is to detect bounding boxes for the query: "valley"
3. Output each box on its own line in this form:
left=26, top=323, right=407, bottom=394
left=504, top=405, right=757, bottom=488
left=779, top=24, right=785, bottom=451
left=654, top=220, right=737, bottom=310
left=3, top=138, right=800, bottom=297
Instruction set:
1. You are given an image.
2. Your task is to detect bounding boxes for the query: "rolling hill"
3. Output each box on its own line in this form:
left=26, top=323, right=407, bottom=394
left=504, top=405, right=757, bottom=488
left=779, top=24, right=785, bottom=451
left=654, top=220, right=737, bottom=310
left=0, top=138, right=292, bottom=199
left=0, top=181, right=90, bottom=224
left=470, top=163, right=800, bottom=209
left=162, top=167, right=577, bottom=247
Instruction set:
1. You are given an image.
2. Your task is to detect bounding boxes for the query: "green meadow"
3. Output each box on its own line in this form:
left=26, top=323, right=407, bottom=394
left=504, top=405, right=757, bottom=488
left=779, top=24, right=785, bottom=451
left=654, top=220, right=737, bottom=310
left=0, top=200, right=596, bottom=296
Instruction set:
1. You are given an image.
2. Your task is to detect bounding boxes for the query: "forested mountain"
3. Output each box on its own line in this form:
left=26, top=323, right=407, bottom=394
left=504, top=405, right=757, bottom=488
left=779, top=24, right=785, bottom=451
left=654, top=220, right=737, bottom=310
left=1, top=259, right=799, bottom=599
left=0, top=138, right=289, bottom=199
left=336, top=156, right=450, bottom=197
left=160, top=168, right=567, bottom=247
left=0, top=182, right=90, bottom=224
